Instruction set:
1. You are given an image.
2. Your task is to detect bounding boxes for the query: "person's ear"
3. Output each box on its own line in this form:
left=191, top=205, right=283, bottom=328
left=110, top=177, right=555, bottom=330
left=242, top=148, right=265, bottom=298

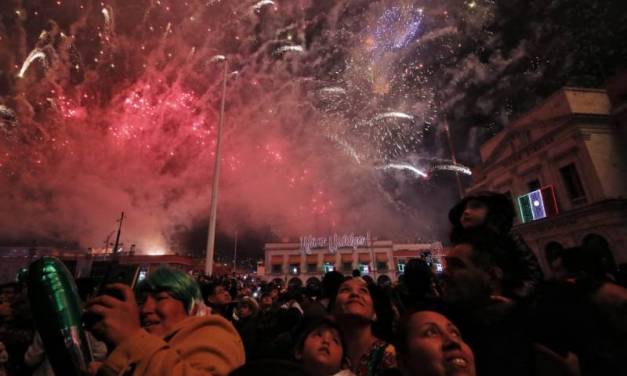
left=294, top=348, right=303, bottom=360
left=489, top=266, right=504, bottom=281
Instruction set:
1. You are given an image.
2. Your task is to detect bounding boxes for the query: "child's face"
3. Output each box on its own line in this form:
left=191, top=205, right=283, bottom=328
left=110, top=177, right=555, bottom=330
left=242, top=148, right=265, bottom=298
left=238, top=304, right=252, bottom=318
left=460, top=200, right=488, bottom=229
left=300, top=326, right=343, bottom=375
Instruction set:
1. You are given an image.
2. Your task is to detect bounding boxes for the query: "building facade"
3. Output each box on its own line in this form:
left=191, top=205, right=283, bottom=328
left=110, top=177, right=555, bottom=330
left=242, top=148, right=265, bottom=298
left=262, top=236, right=444, bottom=286
left=0, top=247, right=203, bottom=284
left=466, top=87, right=627, bottom=276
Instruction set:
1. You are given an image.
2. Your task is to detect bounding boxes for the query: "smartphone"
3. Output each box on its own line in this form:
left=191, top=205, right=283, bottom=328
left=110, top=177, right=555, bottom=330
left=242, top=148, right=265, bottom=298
left=101, top=265, right=141, bottom=289
left=83, top=265, right=141, bottom=329
left=98, top=264, right=141, bottom=299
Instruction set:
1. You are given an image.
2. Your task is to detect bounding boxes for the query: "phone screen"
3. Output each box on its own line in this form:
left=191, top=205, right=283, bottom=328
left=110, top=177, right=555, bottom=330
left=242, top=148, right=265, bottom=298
left=99, top=264, right=141, bottom=291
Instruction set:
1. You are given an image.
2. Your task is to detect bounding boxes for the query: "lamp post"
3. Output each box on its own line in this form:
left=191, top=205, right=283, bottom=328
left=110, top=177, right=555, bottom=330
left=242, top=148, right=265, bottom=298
left=205, top=58, right=229, bottom=276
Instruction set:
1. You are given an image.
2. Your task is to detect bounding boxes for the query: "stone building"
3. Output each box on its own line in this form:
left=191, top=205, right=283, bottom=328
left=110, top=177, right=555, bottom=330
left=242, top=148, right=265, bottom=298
left=466, top=87, right=627, bottom=275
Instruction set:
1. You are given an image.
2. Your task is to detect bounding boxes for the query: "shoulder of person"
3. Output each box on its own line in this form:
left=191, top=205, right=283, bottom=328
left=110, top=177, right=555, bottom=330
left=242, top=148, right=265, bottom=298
left=167, top=314, right=240, bottom=340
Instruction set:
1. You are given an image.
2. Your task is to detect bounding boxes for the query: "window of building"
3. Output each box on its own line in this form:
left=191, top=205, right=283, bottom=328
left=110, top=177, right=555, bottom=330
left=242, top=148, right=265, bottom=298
left=307, top=263, right=317, bottom=273
left=527, top=179, right=541, bottom=192
left=560, top=163, right=587, bottom=204
left=342, top=262, right=353, bottom=272
left=376, top=261, right=388, bottom=271
left=289, top=264, right=300, bottom=275
left=397, top=260, right=406, bottom=273
left=358, top=263, right=370, bottom=275
left=323, top=262, right=335, bottom=273
left=271, top=264, right=283, bottom=274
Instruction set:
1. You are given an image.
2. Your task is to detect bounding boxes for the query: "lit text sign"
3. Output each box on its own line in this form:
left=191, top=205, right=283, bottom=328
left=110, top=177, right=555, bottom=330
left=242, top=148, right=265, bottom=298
left=300, top=233, right=371, bottom=254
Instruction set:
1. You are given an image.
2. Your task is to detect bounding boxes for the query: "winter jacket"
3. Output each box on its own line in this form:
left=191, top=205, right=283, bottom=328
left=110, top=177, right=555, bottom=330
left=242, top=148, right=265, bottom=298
left=97, top=315, right=245, bottom=376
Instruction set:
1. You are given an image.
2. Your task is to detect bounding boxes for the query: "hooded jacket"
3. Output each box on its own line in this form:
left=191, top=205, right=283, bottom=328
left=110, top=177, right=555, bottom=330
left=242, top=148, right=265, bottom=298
left=449, top=191, right=544, bottom=299
left=96, top=315, right=245, bottom=376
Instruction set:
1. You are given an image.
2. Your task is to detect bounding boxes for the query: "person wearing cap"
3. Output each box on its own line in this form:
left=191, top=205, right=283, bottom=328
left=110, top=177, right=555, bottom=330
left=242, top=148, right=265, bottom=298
left=448, top=191, right=543, bottom=300
left=86, top=267, right=245, bottom=376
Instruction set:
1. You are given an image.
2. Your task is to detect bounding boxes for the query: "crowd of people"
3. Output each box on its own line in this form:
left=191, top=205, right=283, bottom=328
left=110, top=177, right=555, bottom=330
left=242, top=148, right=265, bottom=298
left=0, top=191, right=626, bottom=376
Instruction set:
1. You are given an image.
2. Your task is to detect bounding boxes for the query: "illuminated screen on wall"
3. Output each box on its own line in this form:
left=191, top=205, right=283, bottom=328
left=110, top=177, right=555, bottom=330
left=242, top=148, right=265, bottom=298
left=518, top=185, right=559, bottom=223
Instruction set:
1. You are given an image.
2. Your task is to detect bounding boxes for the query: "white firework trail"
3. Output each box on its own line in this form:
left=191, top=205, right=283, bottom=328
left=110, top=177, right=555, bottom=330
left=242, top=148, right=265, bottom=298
left=329, top=136, right=361, bottom=164
left=273, top=45, right=305, bottom=56
left=432, top=163, right=472, bottom=175
left=372, top=112, right=414, bottom=122
left=209, top=54, right=226, bottom=63
left=163, top=22, right=172, bottom=39
left=319, top=87, right=347, bottom=95
left=102, top=6, right=114, bottom=32
left=381, top=163, right=428, bottom=178
left=17, top=48, right=48, bottom=78
left=251, top=0, right=275, bottom=12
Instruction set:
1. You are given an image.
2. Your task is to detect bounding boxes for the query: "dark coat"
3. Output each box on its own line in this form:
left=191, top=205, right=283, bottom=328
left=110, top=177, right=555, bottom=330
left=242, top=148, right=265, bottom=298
left=449, top=191, right=544, bottom=299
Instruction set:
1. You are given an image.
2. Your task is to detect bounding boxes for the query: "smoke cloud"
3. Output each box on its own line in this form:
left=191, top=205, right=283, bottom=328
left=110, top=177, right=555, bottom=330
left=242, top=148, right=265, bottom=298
left=0, top=0, right=624, bottom=256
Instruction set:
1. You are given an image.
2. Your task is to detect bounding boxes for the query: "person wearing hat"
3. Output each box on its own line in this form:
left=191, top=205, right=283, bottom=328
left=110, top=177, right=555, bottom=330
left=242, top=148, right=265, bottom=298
left=235, top=297, right=259, bottom=360
left=448, top=191, right=543, bottom=300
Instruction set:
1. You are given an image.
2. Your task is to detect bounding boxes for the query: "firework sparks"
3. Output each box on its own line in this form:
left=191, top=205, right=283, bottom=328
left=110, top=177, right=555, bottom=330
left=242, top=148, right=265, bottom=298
left=273, top=45, right=305, bottom=56
left=0, top=105, right=18, bottom=131
left=319, top=87, right=347, bottom=95
left=2, top=0, right=610, bottom=251
left=209, top=54, right=226, bottom=63
left=372, top=112, right=414, bottom=122
left=251, top=0, right=276, bottom=12
left=381, top=163, right=428, bottom=178
left=372, top=5, right=425, bottom=51
left=17, top=48, right=48, bottom=78
left=102, top=5, right=115, bottom=37
left=432, top=163, right=472, bottom=176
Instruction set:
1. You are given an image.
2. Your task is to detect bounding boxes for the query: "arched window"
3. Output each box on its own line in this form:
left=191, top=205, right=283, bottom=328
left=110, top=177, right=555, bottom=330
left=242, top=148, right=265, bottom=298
left=377, top=275, right=392, bottom=287
left=305, top=277, right=321, bottom=289
left=544, top=241, right=564, bottom=264
left=288, top=277, right=303, bottom=289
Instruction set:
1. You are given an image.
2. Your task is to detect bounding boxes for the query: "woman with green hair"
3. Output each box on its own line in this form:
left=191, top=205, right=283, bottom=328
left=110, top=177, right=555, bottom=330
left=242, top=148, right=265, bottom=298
left=86, top=267, right=244, bottom=376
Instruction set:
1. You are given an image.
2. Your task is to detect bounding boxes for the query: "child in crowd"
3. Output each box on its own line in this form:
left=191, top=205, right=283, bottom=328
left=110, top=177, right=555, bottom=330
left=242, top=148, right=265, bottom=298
left=294, top=317, right=349, bottom=376
left=448, top=191, right=543, bottom=299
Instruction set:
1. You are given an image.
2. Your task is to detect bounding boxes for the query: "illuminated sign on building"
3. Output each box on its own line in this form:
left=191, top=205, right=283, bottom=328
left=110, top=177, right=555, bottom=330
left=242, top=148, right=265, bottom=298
left=518, top=186, right=559, bottom=223
left=300, top=233, right=371, bottom=254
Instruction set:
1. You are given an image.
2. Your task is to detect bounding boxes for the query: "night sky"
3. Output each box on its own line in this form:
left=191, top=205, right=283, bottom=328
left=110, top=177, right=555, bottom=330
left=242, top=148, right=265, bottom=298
left=0, top=0, right=625, bottom=260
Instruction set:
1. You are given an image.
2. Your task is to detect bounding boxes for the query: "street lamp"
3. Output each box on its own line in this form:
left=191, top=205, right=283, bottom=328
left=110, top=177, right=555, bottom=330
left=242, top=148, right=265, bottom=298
left=205, top=57, right=229, bottom=276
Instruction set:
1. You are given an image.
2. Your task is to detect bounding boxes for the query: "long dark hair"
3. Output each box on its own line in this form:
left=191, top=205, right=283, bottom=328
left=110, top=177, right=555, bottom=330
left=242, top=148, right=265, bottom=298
left=329, top=277, right=395, bottom=343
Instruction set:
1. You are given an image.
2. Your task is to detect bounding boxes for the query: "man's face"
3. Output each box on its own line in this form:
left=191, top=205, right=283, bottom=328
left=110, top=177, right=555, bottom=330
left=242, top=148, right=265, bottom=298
left=460, top=200, right=488, bottom=229
left=442, top=244, right=492, bottom=307
left=207, top=286, right=231, bottom=307
left=399, top=311, right=476, bottom=376
left=139, top=292, right=189, bottom=338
